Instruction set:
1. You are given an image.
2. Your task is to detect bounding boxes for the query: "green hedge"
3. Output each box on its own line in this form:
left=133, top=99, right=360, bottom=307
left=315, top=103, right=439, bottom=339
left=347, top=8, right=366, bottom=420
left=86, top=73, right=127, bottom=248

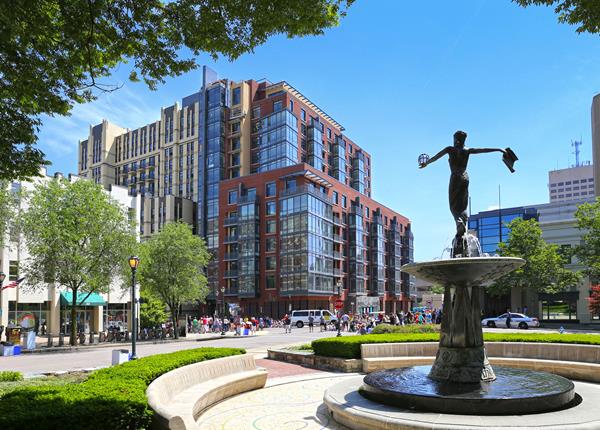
left=371, top=324, right=440, bottom=335
left=0, top=347, right=244, bottom=430
left=0, top=371, right=23, bottom=382
left=312, top=333, right=600, bottom=359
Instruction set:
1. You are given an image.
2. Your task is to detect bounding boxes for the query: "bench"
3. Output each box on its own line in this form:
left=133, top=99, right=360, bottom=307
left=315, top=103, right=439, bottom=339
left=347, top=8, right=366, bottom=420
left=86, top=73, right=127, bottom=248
left=146, top=354, right=268, bottom=430
left=360, top=342, right=600, bottom=382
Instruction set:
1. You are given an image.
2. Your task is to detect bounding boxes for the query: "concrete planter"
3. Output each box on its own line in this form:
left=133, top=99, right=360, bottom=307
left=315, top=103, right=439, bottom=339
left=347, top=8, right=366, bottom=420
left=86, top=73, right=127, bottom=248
left=267, top=348, right=362, bottom=373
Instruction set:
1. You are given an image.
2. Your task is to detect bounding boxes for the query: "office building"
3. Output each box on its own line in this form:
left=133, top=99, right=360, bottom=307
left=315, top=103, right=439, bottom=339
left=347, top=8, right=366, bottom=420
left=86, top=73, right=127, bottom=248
left=77, top=67, right=413, bottom=316
left=592, top=93, right=600, bottom=196
left=0, top=169, right=141, bottom=334
left=548, top=164, right=594, bottom=203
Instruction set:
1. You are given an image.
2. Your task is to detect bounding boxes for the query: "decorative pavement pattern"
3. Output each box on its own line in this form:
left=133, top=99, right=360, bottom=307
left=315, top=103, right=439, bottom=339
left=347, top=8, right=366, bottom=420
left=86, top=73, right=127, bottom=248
left=198, top=359, right=353, bottom=430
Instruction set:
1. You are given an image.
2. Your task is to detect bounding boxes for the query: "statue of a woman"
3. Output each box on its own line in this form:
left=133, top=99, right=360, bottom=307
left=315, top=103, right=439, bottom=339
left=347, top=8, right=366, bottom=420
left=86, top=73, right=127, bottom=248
left=420, top=130, right=508, bottom=257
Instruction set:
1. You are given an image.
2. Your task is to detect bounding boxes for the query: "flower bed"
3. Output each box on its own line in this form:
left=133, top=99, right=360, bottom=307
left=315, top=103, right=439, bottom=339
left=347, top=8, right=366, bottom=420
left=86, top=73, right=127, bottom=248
left=0, top=347, right=244, bottom=430
left=311, top=332, right=600, bottom=359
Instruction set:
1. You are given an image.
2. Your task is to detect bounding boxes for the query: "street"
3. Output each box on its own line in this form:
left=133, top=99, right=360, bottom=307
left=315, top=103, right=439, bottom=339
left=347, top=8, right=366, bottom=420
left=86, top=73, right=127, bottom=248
left=0, top=327, right=338, bottom=375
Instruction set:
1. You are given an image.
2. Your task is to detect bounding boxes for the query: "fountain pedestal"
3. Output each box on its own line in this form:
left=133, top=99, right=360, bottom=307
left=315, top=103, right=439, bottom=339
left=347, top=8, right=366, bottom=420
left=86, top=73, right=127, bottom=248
left=359, top=257, right=576, bottom=415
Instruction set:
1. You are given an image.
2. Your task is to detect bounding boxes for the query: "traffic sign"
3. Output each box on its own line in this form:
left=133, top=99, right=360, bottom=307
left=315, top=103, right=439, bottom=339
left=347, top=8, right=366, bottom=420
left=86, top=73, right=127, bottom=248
left=335, top=299, right=344, bottom=310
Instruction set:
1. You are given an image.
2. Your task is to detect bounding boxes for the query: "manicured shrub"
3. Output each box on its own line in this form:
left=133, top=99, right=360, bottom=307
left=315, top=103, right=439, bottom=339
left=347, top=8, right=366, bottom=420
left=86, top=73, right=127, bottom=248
left=0, top=371, right=23, bottom=382
left=371, top=324, right=440, bottom=335
left=311, top=332, right=600, bottom=359
left=0, top=347, right=244, bottom=430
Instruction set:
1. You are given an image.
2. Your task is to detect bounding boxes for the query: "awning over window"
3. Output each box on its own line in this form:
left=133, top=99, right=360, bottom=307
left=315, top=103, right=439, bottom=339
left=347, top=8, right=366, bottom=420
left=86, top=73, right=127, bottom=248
left=60, top=291, right=107, bottom=307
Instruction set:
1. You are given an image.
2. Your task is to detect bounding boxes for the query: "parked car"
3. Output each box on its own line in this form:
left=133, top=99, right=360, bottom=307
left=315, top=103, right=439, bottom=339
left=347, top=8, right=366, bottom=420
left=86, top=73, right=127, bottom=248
left=481, top=313, right=540, bottom=329
left=290, top=309, right=337, bottom=328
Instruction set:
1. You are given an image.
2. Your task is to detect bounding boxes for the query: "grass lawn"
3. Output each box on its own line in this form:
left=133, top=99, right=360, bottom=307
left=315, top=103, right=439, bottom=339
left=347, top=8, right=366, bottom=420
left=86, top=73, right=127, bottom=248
left=0, top=372, right=88, bottom=397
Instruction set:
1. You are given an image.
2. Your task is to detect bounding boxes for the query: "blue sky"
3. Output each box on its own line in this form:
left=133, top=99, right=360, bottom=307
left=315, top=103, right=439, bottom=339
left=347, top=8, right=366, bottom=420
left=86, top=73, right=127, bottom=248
left=38, top=0, right=600, bottom=261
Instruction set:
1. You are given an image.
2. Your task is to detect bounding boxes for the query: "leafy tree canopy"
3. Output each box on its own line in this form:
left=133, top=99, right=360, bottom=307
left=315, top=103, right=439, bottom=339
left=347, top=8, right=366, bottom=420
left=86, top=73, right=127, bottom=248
left=488, top=218, right=580, bottom=296
left=137, top=221, right=210, bottom=338
left=22, top=178, right=136, bottom=344
left=0, top=0, right=353, bottom=181
left=515, top=1, right=600, bottom=35
left=140, top=291, right=168, bottom=329
left=574, top=198, right=600, bottom=281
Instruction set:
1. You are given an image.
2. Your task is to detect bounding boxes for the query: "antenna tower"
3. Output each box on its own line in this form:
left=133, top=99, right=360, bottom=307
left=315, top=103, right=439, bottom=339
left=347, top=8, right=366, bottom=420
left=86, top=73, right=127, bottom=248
left=571, top=139, right=582, bottom=167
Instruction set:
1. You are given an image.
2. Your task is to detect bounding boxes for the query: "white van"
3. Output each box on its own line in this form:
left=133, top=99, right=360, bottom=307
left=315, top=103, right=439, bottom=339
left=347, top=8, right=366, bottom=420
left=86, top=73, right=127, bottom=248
left=290, top=309, right=337, bottom=328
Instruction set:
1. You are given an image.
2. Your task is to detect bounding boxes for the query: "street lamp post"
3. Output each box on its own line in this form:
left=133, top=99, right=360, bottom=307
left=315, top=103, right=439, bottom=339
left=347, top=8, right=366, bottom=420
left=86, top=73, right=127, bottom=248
left=128, top=256, right=140, bottom=360
left=0, top=271, right=5, bottom=338
left=220, top=286, right=226, bottom=336
left=336, top=280, right=342, bottom=337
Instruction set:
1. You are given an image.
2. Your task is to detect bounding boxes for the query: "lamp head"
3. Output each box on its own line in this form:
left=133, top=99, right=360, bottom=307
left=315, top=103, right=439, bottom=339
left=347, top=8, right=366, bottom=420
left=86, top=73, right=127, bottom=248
left=128, top=256, right=140, bottom=270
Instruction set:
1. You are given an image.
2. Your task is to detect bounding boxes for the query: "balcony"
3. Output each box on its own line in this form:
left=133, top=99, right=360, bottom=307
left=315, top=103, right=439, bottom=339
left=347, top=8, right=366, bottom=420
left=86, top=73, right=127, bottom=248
left=223, top=215, right=238, bottom=226
left=237, top=194, right=257, bottom=204
left=223, top=270, right=238, bottom=278
left=333, top=268, right=343, bottom=276
left=229, top=107, right=245, bottom=120
left=333, top=251, right=344, bottom=260
left=333, top=216, right=344, bottom=226
left=280, top=185, right=333, bottom=205
left=223, top=252, right=239, bottom=261
left=223, top=234, right=238, bottom=244
left=224, top=286, right=239, bottom=296
left=333, top=234, right=344, bottom=243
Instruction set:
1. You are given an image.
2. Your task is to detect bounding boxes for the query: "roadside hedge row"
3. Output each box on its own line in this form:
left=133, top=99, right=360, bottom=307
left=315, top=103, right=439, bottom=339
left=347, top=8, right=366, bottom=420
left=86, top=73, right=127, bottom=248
left=0, top=347, right=244, bottom=430
left=0, top=371, right=23, bottom=382
left=371, top=324, right=440, bottom=334
left=311, top=332, right=600, bottom=359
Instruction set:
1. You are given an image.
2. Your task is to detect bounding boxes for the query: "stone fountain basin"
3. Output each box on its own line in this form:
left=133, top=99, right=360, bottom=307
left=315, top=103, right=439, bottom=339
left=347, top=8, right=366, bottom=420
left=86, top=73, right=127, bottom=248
left=401, top=257, right=525, bottom=286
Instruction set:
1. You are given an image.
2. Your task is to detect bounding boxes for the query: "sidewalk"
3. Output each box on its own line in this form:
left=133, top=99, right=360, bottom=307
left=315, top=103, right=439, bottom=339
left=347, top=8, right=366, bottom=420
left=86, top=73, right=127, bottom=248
left=6, top=330, right=268, bottom=355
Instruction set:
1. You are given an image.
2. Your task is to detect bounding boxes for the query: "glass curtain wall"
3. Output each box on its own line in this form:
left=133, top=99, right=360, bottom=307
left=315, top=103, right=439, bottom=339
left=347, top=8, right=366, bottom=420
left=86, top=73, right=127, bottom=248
left=280, top=191, right=334, bottom=295
left=258, top=110, right=298, bottom=172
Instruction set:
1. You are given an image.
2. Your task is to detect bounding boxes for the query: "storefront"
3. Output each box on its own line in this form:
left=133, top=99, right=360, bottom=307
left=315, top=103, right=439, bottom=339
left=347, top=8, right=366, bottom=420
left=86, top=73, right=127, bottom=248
left=7, top=301, right=50, bottom=333
left=59, top=292, right=107, bottom=334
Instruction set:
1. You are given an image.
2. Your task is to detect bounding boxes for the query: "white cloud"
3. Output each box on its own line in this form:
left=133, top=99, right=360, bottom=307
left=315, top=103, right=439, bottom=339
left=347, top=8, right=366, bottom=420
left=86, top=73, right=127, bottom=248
left=486, top=204, right=499, bottom=211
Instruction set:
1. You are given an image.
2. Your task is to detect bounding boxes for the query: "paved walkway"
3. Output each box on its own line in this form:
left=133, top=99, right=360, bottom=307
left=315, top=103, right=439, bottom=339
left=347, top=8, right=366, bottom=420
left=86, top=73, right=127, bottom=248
left=197, top=362, right=354, bottom=430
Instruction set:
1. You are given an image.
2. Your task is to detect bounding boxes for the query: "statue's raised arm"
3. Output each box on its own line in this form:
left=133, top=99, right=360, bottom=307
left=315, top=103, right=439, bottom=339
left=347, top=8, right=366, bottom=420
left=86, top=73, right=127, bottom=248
left=468, top=147, right=505, bottom=155
left=419, top=146, right=451, bottom=168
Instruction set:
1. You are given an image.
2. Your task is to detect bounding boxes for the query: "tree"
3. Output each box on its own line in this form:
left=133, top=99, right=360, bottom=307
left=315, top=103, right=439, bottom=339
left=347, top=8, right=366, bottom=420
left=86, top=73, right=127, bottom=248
left=137, top=221, right=210, bottom=338
left=487, top=218, right=580, bottom=297
left=515, top=1, right=600, bottom=35
left=589, top=285, right=600, bottom=317
left=22, top=178, right=136, bottom=345
left=0, top=182, right=15, bottom=246
left=430, top=284, right=445, bottom=295
left=0, top=0, right=353, bottom=181
left=574, top=198, right=600, bottom=282
left=139, top=291, right=168, bottom=330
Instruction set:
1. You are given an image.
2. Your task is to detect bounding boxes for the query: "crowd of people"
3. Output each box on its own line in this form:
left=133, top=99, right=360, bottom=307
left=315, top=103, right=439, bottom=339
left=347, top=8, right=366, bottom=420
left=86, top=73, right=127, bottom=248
left=183, top=308, right=443, bottom=337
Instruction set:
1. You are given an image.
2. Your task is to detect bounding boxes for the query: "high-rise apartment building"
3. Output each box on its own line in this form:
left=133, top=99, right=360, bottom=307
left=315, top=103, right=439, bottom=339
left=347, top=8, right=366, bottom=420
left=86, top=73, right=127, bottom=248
left=78, top=67, right=413, bottom=316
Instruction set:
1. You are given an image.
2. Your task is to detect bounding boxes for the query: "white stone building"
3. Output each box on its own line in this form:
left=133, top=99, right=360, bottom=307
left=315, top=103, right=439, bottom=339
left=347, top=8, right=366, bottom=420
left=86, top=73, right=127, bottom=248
left=548, top=164, right=594, bottom=203
left=0, top=169, right=141, bottom=335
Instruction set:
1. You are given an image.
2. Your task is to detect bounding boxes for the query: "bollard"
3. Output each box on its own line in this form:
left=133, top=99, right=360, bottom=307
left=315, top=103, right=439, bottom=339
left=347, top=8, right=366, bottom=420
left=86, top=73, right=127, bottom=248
left=58, top=333, right=64, bottom=346
left=89, top=332, right=94, bottom=344
left=47, top=334, right=53, bottom=348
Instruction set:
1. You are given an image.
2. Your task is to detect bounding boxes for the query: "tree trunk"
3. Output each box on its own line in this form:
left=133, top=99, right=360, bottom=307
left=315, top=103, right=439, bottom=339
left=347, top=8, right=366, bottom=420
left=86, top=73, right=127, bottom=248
left=70, top=288, right=78, bottom=346
left=172, top=308, right=179, bottom=339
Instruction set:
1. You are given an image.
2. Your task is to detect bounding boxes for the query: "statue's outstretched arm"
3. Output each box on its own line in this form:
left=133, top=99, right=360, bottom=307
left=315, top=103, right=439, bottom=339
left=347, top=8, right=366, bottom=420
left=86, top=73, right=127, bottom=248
left=420, top=146, right=451, bottom=168
left=469, top=147, right=505, bottom=155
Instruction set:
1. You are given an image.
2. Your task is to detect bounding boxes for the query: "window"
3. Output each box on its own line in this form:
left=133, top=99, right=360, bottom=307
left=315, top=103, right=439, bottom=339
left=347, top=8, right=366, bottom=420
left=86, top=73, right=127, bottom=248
left=273, top=100, right=283, bottom=112
left=232, top=87, right=241, bottom=105
left=246, top=187, right=256, bottom=199
left=327, top=128, right=332, bottom=139
left=266, top=237, right=276, bottom=252
left=333, top=191, right=339, bottom=204
left=266, top=275, right=276, bottom=289
left=266, top=201, right=276, bottom=216
left=252, top=106, right=261, bottom=119
left=285, top=179, right=296, bottom=190
left=289, top=100, right=294, bottom=111
left=266, top=219, right=276, bottom=233
left=231, top=137, right=240, bottom=151
left=301, top=108, right=306, bottom=121
left=266, top=182, right=276, bottom=197
left=231, top=122, right=240, bottom=133
left=9, top=260, right=18, bottom=281
left=365, top=207, right=370, bottom=218
left=266, top=256, right=276, bottom=270
left=228, top=190, right=238, bottom=205
left=342, top=195, right=347, bottom=208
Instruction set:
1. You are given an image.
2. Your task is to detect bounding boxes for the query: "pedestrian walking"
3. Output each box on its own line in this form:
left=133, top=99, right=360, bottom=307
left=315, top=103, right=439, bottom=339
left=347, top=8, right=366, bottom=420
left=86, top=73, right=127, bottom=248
left=308, top=315, right=314, bottom=333
left=283, top=314, right=292, bottom=334
left=319, top=315, right=326, bottom=332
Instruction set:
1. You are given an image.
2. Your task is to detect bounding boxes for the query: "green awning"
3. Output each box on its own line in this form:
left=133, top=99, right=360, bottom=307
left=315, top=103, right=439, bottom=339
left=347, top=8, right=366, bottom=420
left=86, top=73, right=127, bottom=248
left=60, top=291, right=107, bottom=307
